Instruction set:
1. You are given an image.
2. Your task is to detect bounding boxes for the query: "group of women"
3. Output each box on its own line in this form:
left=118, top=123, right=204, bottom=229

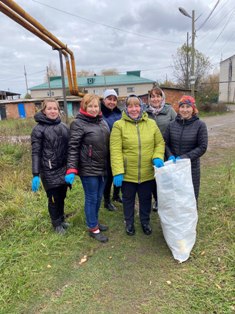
left=31, top=87, right=208, bottom=242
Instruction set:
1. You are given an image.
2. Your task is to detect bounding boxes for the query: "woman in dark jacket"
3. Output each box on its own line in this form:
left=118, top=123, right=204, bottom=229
left=101, top=89, right=122, bottom=211
left=146, top=87, right=177, bottom=211
left=65, top=94, right=110, bottom=243
left=164, top=95, right=208, bottom=201
left=31, top=98, right=70, bottom=234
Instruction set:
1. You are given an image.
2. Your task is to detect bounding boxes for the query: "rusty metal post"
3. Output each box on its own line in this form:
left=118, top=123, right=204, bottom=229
left=57, top=48, right=68, bottom=124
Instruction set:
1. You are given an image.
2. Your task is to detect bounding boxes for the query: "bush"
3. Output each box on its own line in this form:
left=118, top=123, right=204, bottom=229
left=197, top=102, right=228, bottom=113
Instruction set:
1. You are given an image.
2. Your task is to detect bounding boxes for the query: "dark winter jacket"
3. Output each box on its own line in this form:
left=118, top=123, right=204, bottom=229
left=146, top=104, right=177, bottom=135
left=164, top=114, right=208, bottom=199
left=101, top=102, right=122, bottom=131
left=67, top=112, right=110, bottom=176
left=31, top=111, right=69, bottom=191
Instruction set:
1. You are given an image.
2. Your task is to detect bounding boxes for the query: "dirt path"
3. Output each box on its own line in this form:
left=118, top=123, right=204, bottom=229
left=200, top=106, right=235, bottom=164
left=202, top=106, right=235, bottom=151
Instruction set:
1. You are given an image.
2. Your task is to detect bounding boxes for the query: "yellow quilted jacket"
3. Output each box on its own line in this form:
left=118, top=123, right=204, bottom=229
left=110, top=111, right=165, bottom=183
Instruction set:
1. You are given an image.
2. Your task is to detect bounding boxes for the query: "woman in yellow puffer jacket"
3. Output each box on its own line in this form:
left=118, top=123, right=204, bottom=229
left=110, top=95, right=165, bottom=236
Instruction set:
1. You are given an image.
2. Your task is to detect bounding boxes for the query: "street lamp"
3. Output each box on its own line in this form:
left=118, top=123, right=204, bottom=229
left=179, top=7, right=195, bottom=97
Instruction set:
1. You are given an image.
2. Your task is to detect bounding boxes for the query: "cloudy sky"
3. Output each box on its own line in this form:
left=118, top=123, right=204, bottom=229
left=0, top=0, right=234, bottom=96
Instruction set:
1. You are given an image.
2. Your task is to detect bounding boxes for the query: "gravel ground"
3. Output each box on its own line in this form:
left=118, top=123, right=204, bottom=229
left=200, top=106, right=235, bottom=165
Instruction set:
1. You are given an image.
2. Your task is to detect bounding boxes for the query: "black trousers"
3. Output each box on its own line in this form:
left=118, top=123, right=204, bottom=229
left=103, top=162, right=120, bottom=203
left=121, top=180, right=154, bottom=225
left=152, top=180, right=158, bottom=203
left=46, top=185, right=67, bottom=227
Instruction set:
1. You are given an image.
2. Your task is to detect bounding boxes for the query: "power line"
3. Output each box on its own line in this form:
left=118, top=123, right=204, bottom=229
left=196, top=0, right=220, bottom=31
left=208, top=9, right=235, bottom=49
left=32, top=0, right=181, bottom=44
left=0, top=69, right=45, bottom=81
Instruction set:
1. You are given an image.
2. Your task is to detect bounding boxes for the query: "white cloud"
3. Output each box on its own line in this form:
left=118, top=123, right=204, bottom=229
left=0, top=0, right=234, bottom=95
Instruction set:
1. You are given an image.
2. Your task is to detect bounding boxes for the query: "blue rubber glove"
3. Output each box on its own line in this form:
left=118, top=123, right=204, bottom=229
left=153, top=158, right=164, bottom=168
left=32, top=176, right=40, bottom=192
left=113, top=174, right=124, bottom=187
left=176, top=156, right=181, bottom=161
left=65, top=173, right=75, bottom=185
left=168, top=156, right=176, bottom=163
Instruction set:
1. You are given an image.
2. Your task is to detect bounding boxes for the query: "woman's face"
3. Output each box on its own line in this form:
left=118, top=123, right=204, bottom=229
left=86, top=99, right=100, bottom=117
left=103, top=95, right=117, bottom=110
left=44, top=102, right=59, bottom=120
left=179, top=104, right=193, bottom=120
left=150, top=92, right=163, bottom=108
left=127, top=103, right=141, bottom=119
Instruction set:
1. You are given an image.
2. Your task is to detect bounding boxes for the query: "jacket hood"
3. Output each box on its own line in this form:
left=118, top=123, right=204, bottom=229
left=34, top=111, right=61, bottom=125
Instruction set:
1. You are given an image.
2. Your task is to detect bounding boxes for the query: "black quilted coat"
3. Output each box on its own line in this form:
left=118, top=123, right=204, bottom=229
left=31, top=111, right=69, bottom=191
left=164, top=114, right=208, bottom=200
left=67, top=112, right=110, bottom=176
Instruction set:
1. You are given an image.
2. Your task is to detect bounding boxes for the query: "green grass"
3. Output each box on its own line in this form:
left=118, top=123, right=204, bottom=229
left=0, top=118, right=36, bottom=136
left=0, top=123, right=234, bottom=313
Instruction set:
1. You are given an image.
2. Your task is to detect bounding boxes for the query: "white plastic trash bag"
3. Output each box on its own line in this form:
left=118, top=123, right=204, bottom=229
left=154, top=159, right=198, bottom=263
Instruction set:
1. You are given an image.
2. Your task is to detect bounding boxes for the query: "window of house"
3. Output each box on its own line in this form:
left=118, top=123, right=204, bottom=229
left=127, top=87, right=134, bottom=93
left=47, top=91, right=54, bottom=96
left=114, top=88, right=119, bottom=95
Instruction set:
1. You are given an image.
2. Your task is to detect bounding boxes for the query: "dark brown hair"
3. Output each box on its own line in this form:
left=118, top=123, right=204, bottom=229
left=149, top=87, right=163, bottom=98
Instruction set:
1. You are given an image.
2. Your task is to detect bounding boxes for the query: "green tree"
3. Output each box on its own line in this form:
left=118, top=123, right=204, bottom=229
left=173, top=44, right=211, bottom=89
left=197, top=72, right=219, bottom=104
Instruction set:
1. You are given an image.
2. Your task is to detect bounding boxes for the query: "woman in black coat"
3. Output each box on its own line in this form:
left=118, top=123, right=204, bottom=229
left=31, top=98, right=70, bottom=234
left=164, top=95, right=208, bottom=201
left=65, top=94, right=110, bottom=243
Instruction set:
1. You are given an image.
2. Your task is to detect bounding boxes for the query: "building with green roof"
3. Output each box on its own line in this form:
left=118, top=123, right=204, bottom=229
left=30, top=71, right=155, bottom=98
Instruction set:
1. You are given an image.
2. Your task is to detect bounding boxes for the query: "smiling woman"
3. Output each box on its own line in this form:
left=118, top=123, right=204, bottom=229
left=65, top=93, right=110, bottom=243
left=110, top=95, right=165, bottom=236
left=164, top=95, right=208, bottom=201
left=31, top=98, right=70, bottom=234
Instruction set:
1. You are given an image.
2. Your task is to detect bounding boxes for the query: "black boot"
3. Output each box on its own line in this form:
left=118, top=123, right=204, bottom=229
left=104, top=200, right=117, bottom=211
left=89, top=232, right=108, bottom=243
left=112, top=186, right=122, bottom=203
left=152, top=201, right=158, bottom=212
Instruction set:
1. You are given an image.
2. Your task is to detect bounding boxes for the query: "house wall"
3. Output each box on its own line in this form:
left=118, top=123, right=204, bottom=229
left=31, top=83, right=154, bottom=99
left=6, top=102, right=36, bottom=119
left=164, top=89, right=189, bottom=108
left=31, top=89, right=62, bottom=98
left=85, top=83, right=154, bottom=97
left=219, top=55, right=235, bottom=103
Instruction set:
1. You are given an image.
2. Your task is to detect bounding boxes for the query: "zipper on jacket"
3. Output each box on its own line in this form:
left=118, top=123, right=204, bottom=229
left=48, top=159, right=52, bottom=169
left=88, top=145, right=92, bottom=159
left=179, top=120, right=185, bottom=155
left=136, top=122, right=141, bottom=183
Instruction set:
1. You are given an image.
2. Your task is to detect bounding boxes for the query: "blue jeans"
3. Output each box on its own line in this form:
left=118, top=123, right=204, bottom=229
left=80, top=176, right=107, bottom=229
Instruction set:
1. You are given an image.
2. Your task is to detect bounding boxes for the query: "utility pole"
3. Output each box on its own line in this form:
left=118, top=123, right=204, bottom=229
left=179, top=7, right=196, bottom=97
left=191, top=10, right=195, bottom=97
left=24, top=65, right=29, bottom=95
left=46, top=66, right=52, bottom=97
left=186, top=32, right=189, bottom=89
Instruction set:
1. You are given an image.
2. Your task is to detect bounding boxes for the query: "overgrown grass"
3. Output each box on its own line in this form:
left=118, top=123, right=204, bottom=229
left=0, top=118, right=36, bottom=136
left=0, top=121, right=234, bottom=313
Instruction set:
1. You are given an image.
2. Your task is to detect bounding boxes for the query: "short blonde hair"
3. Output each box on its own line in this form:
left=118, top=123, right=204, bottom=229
left=41, top=98, right=60, bottom=112
left=81, top=94, right=100, bottom=111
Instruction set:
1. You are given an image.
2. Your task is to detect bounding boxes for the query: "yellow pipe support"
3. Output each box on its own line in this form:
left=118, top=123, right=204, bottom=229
left=0, top=3, right=75, bottom=95
left=1, top=0, right=78, bottom=95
